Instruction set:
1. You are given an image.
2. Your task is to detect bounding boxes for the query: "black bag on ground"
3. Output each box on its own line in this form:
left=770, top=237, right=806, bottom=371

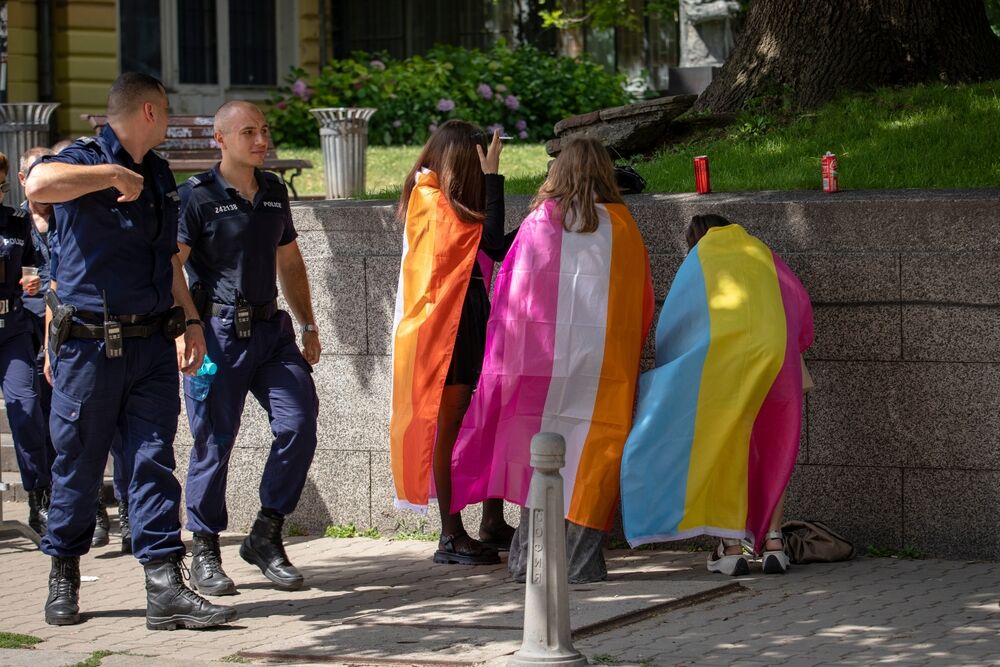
left=614, top=164, right=646, bottom=195
left=781, top=520, right=856, bottom=564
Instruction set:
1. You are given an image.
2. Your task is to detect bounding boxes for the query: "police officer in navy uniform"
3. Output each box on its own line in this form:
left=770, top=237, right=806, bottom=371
left=25, top=72, right=237, bottom=629
left=176, top=100, right=320, bottom=596
left=19, top=146, right=130, bottom=552
left=0, top=151, right=48, bottom=536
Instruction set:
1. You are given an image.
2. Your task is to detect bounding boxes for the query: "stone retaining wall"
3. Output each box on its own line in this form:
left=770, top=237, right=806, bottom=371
left=175, top=189, right=1000, bottom=560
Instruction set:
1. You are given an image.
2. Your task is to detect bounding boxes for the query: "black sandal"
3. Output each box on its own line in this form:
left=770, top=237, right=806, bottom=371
left=478, top=523, right=516, bottom=552
left=433, top=531, right=501, bottom=566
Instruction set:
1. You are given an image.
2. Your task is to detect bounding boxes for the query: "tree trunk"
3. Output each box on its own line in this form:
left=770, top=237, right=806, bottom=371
left=694, top=0, right=1000, bottom=112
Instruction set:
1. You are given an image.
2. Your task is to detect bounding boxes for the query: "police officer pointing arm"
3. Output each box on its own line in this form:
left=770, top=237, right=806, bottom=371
left=24, top=73, right=236, bottom=631
left=175, top=100, right=320, bottom=597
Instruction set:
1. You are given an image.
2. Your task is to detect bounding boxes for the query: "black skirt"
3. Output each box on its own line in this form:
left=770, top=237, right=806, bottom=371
left=445, top=277, right=489, bottom=386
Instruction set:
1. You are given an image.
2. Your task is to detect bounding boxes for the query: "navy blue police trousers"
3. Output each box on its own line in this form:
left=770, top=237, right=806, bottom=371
left=40, top=334, right=185, bottom=563
left=184, top=309, right=318, bottom=535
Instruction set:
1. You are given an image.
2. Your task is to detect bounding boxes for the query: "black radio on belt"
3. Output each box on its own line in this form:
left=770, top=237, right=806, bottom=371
left=234, top=291, right=252, bottom=339
left=103, top=292, right=123, bottom=358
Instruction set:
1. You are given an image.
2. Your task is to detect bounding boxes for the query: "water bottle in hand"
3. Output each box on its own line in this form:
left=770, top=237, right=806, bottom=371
left=188, top=355, right=218, bottom=401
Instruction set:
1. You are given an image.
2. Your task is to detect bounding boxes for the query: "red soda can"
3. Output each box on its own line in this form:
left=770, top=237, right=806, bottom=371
left=821, top=152, right=839, bottom=193
left=693, top=155, right=711, bottom=194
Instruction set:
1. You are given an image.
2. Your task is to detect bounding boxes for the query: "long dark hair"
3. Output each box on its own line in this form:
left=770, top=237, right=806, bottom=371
left=686, top=213, right=733, bottom=249
left=397, top=120, right=488, bottom=224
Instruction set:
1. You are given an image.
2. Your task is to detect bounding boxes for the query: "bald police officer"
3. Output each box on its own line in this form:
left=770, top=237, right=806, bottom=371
left=177, top=100, right=320, bottom=596
left=26, top=72, right=237, bottom=629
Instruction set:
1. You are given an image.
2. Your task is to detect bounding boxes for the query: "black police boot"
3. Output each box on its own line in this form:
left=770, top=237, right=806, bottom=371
left=239, top=508, right=304, bottom=591
left=144, top=555, right=238, bottom=631
left=44, top=556, right=81, bottom=625
left=91, top=501, right=110, bottom=548
left=191, top=532, right=237, bottom=596
left=28, top=486, right=51, bottom=537
left=118, top=500, right=132, bottom=555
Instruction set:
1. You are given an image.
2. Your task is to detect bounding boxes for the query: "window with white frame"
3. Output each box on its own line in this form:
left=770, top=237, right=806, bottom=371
left=120, top=0, right=294, bottom=93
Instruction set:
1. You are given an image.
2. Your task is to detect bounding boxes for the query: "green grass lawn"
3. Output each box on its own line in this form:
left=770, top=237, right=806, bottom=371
left=636, top=81, right=1000, bottom=192
left=271, top=81, right=999, bottom=198
left=284, top=144, right=550, bottom=199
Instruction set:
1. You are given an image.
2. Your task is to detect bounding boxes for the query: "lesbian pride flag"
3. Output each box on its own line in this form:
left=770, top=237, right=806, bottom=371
left=451, top=200, right=653, bottom=530
left=620, top=224, right=813, bottom=551
left=389, top=169, right=485, bottom=512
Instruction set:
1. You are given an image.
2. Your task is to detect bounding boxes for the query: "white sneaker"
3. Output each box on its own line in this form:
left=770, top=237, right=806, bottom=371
left=761, top=530, right=790, bottom=574
left=706, top=539, right=749, bottom=576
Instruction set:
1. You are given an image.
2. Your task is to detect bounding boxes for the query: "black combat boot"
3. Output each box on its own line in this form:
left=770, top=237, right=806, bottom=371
left=191, top=532, right=236, bottom=596
left=27, top=486, right=51, bottom=537
left=44, top=556, right=81, bottom=625
left=239, top=508, right=304, bottom=591
left=91, top=501, right=110, bottom=548
left=143, top=555, right=238, bottom=630
left=118, top=500, right=132, bottom=555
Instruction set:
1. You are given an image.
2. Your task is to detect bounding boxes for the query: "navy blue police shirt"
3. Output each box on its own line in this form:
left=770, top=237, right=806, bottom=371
left=34, top=124, right=179, bottom=315
left=19, top=202, right=52, bottom=319
left=0, top=204, right=37, bottom=334
left=177, top=167, right=297, bottom=306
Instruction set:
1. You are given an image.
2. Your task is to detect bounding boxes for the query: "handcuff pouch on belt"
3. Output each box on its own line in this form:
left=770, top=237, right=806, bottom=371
left=46, top=290, right=76, bottom=356
left=191, top=282, right=209, bottom=320
left=234, top=291, right=252, bottom=339
left=162, top=306, right=186, bottom=339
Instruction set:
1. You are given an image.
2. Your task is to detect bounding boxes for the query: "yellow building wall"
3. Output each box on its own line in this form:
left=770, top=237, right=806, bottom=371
left=7, top=0, right=40, bottom=101
left=298, top=0, right=324, bottom=75
left=53, top=0, right=118, bottom=136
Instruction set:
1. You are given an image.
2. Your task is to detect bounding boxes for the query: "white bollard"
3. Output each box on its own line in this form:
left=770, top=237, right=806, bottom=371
left=508, top=432, right=588, bottom=667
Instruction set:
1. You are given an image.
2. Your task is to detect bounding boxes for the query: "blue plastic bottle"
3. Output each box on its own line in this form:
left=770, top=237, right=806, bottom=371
left=188, top=355, right=218, bottom=401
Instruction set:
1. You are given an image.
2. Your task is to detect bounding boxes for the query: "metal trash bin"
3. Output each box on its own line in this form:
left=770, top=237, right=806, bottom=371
left=0, top=103, right=59, bottom=205
left=310, top=107, right=376, bottom=199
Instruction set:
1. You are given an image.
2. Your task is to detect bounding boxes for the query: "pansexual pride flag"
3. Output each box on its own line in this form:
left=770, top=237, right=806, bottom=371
left=451, top=199, right=653, bottom=530
left=620, top=224, right=813, bottom=551
left=389, top=169, right=485, bottom=512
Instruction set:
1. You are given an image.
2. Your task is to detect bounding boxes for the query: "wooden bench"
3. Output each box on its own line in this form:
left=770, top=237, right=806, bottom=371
left=82, top=114, right=313, bottom=199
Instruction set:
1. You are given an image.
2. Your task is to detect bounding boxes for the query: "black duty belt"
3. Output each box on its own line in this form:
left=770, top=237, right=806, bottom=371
left=209, top=300, right=278, bottom=321
left=69, top=312, right=167, bottom=340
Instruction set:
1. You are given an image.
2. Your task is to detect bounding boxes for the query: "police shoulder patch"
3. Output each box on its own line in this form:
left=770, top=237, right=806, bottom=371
left=188, top=170, right=215, bottom=188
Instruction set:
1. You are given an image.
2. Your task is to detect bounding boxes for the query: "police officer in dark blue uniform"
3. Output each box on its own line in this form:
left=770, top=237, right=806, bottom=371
left=0, top=151, right=49, bottom=536
left=25, top=72, right=237, bottom=630
left=19, top=146, right=130, bottom=552
left=177, top=100, right=320, bottom=596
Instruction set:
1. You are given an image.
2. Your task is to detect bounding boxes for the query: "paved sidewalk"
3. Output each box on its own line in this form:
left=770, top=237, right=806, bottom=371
left=1, top=500, right=999, bottom=666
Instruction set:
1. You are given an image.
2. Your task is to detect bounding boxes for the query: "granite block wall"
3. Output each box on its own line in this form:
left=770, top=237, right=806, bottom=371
left=173, top=189, right=1000, bottom=560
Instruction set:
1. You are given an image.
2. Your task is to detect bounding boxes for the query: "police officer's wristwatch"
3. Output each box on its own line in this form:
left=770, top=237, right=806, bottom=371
left=301, top=323, right=319, bottom=336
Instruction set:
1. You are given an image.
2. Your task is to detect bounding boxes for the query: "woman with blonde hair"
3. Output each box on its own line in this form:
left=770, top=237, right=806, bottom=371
left=450, top=136, right=654, bottom=582
left=390, top=120, right=516, bottom=565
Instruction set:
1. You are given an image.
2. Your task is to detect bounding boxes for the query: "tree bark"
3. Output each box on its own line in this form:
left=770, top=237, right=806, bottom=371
left=694, top=0, right=1000, bottom=112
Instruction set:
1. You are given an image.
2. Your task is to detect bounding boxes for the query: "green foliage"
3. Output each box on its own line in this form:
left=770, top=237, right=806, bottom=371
left=866, top=544, right=926, bottom=560
left=0, top=632, right=43, bottom=649
left=635, top=81, right=1000, bottom=192
left=267, top=43, right=633, bottom=147
left=987, top=0, right=1000, bottom=36
left=324, top=523, right=380, bottom=539
left=591, top=654, right=622, bottom=665
left=286, top=523, right=308, bottom=537
left=541, top=0, right=679, bottom=31
left=390, top=519, right=440, bottom=541
left=67, top=651, right=117, bottom=667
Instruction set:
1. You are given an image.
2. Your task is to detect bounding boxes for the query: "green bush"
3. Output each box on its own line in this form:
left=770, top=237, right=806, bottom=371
left=267, top=42, right=634, bottom=147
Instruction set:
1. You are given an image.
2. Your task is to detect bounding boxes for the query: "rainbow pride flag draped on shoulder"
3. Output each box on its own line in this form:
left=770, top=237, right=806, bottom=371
left=390, top=169, right=492, bottom=512
left=620, top=224, right=813, bottom=551
left=450, top=200, right=653, bottom=530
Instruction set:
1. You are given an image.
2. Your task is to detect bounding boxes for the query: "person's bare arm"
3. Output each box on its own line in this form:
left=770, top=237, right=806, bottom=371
left=43, top=280, right=56, bottom=385
left=25, top=162, right=144, bottom=204
left=276, top=240, right=321, bottom=364
left=171, top=250, right=206, bottom=375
